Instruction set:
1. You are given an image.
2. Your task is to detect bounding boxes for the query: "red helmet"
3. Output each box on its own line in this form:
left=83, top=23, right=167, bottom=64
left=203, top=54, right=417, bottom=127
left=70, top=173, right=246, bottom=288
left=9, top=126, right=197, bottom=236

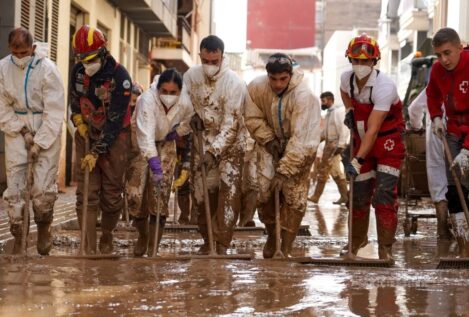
left=345, top=33, right=381, bottom=60
left=72, top=25, right=107, bottom=62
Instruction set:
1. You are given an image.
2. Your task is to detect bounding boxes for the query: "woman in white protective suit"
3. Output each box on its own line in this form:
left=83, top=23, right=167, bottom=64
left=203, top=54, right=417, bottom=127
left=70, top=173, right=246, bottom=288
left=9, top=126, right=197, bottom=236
left=135, top=68, right=193, bottom=256
left=0, top=28, right=64, bottom=255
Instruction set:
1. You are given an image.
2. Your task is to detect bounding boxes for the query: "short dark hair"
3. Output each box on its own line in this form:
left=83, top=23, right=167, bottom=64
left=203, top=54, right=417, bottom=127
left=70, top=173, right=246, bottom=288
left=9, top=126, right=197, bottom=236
left=266, top=53, right=293, bottom=75
left=320, top=91, right=334, bottom=101
left=157, top=68, right=183, bottom=90
left=8, top=27, right=33, bottom=49
left=432, top=27, right=461, bottom=48
left=200, top=35, right=224, bottom=54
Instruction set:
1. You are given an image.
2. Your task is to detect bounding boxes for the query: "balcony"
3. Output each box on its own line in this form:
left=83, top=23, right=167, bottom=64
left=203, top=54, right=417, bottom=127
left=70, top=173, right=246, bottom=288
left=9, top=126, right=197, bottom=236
left=109, top=0, right=178, bottom=37
left=398, top=0, right=429, bottom=32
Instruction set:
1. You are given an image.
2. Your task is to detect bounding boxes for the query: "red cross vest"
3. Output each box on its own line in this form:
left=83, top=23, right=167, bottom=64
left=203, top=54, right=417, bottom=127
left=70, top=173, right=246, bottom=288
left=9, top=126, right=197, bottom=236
left=349, top=71, right=404, bottom=139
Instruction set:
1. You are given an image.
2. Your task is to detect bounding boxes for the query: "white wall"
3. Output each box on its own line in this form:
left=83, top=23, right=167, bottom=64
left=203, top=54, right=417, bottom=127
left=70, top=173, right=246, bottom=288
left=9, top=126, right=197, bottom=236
left=447, top=0, right=469, bottom=43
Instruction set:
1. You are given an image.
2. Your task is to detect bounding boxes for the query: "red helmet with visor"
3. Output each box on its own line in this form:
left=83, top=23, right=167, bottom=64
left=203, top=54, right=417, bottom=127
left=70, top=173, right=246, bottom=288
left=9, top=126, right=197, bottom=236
left=345, top=33, right=381, bottom=60
left=72, top=25, right=107, bottom=62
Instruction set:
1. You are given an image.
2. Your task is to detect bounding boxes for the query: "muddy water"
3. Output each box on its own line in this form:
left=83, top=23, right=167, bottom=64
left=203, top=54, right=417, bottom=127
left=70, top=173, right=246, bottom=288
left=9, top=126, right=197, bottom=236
left=1, top=182, right=469, bottom=316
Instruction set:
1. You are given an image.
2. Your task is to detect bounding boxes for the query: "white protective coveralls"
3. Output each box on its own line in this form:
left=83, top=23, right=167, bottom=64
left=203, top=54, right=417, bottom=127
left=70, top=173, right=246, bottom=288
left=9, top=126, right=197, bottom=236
left=183, top=59, right=247, bottom=248
left=0, top=43, right=64, bottom=234
left=135, top=81, right=193, bottom=218
left=244, top=68, right=321, bottom=234
left=408, top=89, right=447, bottom=202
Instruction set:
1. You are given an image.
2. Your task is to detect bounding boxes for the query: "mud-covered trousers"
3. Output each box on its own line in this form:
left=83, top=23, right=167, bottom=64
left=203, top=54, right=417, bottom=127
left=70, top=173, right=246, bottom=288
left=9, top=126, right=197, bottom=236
left=75, top=130, right=130, bottom=232
left=316, top=140, right=346, bottom=183
left=192, top=144, right=243, bottom=248
left=3, top=132, right=61, bottom=236
left=351, top=131, right=405, bottom=249
left=444, top=134, right=469, bottom=213
left=256, top=147, right=314, bottom=233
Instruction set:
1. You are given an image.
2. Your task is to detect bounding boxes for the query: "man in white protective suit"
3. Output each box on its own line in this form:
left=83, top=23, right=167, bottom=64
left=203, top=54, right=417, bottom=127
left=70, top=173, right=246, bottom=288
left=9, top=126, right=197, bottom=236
left=0, top=27, right=64, bottom=255
left=408, top=89, right=452, bottom=240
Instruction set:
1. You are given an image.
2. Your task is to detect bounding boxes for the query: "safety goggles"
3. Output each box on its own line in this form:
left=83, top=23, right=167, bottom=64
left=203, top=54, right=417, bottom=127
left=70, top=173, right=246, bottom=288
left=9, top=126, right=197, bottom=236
left=349, top=42, right=377, bottom=59
left=267, top=56, right=292, bottom=65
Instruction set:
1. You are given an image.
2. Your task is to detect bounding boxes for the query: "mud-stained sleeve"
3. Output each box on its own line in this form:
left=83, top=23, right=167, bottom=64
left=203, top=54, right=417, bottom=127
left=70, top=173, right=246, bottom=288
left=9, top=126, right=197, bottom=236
left=136, top=92, right=157, bottom=160
left=335, top=107, right=350, bottom=148
left=278, top=86, right=321, bottom=177
left=207, top=77, right=246, bottom=157
left=408, top=89, right=426, bottom=130
left=91, top=65, right=131, bottom=155
left=34, top=61, right=65, bottom=150
left=175, top=87, right=194, bottom=137
left=244, top=82, right=276, bottom=145
left=0, top=67, right=25, bottom=135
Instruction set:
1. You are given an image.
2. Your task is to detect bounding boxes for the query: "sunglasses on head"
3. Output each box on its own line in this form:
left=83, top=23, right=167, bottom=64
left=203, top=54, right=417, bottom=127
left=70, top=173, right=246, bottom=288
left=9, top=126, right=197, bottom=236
left=267, top=56, right=292, bottom=65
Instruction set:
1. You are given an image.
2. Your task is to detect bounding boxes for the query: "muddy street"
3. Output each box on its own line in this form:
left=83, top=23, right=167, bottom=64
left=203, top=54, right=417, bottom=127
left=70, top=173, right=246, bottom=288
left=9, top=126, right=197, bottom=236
left=1, top=182, right=469, bottom=316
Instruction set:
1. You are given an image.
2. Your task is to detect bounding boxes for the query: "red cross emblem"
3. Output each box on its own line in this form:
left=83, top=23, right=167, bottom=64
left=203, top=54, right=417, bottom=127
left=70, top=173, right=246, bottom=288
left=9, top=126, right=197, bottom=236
left=460, top=81, right=469, bottom=94
left=384, top=139, right=395, bottom=151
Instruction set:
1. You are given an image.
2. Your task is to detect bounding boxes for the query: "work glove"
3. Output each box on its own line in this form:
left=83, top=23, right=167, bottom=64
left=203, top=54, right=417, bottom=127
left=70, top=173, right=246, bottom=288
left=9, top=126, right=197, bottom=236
left=203, top=151, right=217, bottom=170
left=190, top=114, right=205, bottom=132
left=20, top=127, right=35, bottom=150
left=452, top=148, right=469, bottom=176
left=432, top=117, right=444, bottom=139
left=344, top=109, right=355, bottom=130
left=29, top=143, right=41, bottom=161
left=345, top=157, right=362, bottom=177
left=172, top=169, right=189, bottom=191
left=72, top=114, right=88, bottom=138
left=165, top=130, right=179, bottom=141
left=333, top=147, right=345, bottom=156
left=81, top=152, right=98, bottom=172
left=148, top=156, right=163, bottom=187
left=265, top=139, right=281, bottom=158
left=270, top=172, right=287, bottom=191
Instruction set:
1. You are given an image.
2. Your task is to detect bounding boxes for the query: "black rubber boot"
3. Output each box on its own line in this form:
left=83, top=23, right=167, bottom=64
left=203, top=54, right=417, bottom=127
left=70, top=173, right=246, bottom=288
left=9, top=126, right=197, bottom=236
left=36, top=222, right=52, bottom=256
left=133, top=218, right=149, bottom=257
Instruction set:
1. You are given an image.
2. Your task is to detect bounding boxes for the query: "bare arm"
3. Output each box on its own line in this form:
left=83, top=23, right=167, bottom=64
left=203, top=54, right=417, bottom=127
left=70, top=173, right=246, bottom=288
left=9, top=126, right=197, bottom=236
left=340, top=89, right=353, bottom=110
left=355, top=110, right=387, bottom=158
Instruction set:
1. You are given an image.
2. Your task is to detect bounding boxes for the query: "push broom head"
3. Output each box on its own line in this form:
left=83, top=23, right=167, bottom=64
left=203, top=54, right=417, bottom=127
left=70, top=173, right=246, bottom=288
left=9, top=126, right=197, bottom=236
left=437, top=258, right=469, bottom=269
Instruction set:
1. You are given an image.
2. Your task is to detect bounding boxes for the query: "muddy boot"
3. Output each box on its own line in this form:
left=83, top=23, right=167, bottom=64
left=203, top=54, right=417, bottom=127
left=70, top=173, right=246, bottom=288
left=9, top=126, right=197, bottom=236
left=263, top=224, right=276, bottom=259
left=435, top=200, right=452, bottom=240
left=377, top=226, right=396, bottom=263
left=216, top=242, right=227, bottom=255
left=11, top=223, right=23, bottom=255
left=133, top=218, right=149, bottom=257
left=99, top=231, right=113, bottom=254
left=280, top=230, right=297, bottom=257
left=239, top=191, right=258, bottom=227
left=197, top=240, right=210, bottom=255
left=99, top=212, right=120, bottom=254
left=308, top=181, right=326, bottom=204
left=340, top=213, right=369, bottom=256
left=450, top=212, right=469, bottom=257
left=244, top=220, right=256, bottom=227
left=147, top=216, right=166, bottom=256
left=189, top=203, right=199, bottom=225
left=36, top=222, right=52, bottom=256
left=177, top=194, right=191, bottom=224
left=333, top=178, right=349, bottom=205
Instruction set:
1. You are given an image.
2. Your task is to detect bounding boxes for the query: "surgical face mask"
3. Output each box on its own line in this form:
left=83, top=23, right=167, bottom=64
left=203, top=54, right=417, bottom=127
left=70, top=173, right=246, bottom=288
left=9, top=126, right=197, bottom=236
left=83, top=61, right=101, bottom=77
left=202, top=64, right=219, bottom=77
left=12, top=55, right=32, bottom=69
left=321, top=104, right=328, bottom=111
left=160, top=94, right=179, bottom=108
left=352, top=65, right=372, bottom=80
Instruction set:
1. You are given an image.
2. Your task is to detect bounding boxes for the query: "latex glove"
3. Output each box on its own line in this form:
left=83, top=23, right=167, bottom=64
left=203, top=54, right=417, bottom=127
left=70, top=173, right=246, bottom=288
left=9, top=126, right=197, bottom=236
left=72, top=114, right=88, bottom=138
left=203, top=152, right=216, bottom=170
left=270, top=172, right=287, bottom=191
left=265, top=139, right=281, bottom=158
left=432, top=117, right=444, bottom=139
left=333, top=147, right=345, bottom=156
left=190, top=114, right=205, bottom=132
left=172, top=169, right=189, bottom=191
left=29, top=143, right=41, bottom=161
left=452, top=148, right=469, bottom=176
left=81, top=152, right=98, bottom=171
left=345, top=157, right=362, bottom=177
left=148, top=156, right=163, bottom=186
left=165, top=130, right=179, bottom=141
left=344, top=109, right=355, bottom=130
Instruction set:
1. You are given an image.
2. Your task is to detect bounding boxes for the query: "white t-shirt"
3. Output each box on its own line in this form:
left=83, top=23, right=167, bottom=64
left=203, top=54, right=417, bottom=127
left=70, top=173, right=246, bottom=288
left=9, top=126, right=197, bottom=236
left=340, top=69, right=400, bottom=112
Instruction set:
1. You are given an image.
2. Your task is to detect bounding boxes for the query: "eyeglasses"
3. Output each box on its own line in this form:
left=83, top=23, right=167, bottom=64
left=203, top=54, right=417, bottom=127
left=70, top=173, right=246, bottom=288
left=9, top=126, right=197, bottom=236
left=349, top=43, right=377, bottom=59
left=267, top=56, right=292, bottom=65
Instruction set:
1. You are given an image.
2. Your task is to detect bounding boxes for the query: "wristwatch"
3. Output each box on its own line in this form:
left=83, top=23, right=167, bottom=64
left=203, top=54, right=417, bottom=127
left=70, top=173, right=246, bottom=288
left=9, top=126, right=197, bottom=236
left=355, top=156, right=365, bottom=165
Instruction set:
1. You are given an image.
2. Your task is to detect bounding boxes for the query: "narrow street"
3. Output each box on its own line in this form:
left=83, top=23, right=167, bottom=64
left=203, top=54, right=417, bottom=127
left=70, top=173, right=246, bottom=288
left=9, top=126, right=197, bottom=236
left=1, top=181, right=468, bottom=316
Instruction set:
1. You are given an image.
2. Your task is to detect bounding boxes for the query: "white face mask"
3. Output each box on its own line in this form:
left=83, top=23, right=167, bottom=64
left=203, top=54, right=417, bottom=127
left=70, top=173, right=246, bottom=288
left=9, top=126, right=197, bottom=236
left=12, top=55, right=32, bottom=69
left=352, top=65, right=373, bottom=80
left=160, top=94, right=179, bottom=108
left=83, top=61, right=102, bottom=77
left=202, top=64, right=220, bottom=77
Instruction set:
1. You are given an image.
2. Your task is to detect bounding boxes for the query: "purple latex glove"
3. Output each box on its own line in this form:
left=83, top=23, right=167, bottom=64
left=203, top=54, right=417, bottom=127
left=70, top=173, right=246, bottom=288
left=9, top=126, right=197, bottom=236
left=165, top=130, right=179, bottom=141
left=148, top=156, right=163, bottom=185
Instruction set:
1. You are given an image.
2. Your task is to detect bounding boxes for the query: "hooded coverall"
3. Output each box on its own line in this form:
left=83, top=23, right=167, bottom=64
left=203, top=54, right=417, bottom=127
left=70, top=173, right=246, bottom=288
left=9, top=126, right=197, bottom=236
left=0, top=46, right=64, bottom=254
left=244, top=69, right=321, bottom=256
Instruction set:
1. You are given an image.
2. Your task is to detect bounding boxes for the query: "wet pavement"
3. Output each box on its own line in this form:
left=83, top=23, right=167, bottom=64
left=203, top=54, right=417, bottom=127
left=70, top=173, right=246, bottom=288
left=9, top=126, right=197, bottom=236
left=1, top=181, right=469, bottom=316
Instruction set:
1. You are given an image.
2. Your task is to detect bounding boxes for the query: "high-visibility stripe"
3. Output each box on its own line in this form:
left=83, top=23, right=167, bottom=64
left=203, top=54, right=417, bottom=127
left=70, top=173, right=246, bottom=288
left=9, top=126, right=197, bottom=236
left=87, top=27, right=95, bottom=46
left=72, top=32, right=76, bottom=48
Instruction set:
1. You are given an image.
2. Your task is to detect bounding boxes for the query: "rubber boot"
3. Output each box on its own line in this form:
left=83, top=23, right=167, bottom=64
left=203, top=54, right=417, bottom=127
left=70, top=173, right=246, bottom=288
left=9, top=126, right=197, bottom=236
left=263, top=224, right=276, bottom=259
left=11, top=223, right=23, bottom=255
left=239, top=191, right=258, bottom=227
left=450, top=212, right=469, bottom=257
left=147, top=216, right=166, bottom=256
left=36, top=222, right=52, bottom=256
left=280, top=229, right=297, bottom=258
left=189, top=202, right=199, bottom=225
left=333, top=178, right=349, bottom=205
left=99, top=212, right=120, bottom=254
left=133, top=218, right=149, bottom=257
left=340, top=212, right=369, bottom=256
left=308, top=181, right=326, bottom=204
left=177, top=194, right=191, bottom=224
left=377, top=228, right=396, bottom=263
left=216, top=242, right=227, bottom=255
left=435, top=200, right=452, bottom=240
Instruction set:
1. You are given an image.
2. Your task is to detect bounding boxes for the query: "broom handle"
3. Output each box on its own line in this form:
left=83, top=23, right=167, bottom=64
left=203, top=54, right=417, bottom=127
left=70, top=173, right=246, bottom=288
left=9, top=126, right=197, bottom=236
left=21, top=156, right=33, bottom=255
left=348, top=131, right=354, bottom=256
left=152, top=142, right=163, bottom=257
left=79, top=136, right=90, bottom=256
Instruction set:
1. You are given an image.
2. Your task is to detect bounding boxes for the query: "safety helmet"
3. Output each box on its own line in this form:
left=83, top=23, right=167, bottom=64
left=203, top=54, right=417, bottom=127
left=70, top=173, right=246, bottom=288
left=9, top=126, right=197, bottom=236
left=72, top=25, right=107, bottom=62
left=345, top=33, right=381, bottom=60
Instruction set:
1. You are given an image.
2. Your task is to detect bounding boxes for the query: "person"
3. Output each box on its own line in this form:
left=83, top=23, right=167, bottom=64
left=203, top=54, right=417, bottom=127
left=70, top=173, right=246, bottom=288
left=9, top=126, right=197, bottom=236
left=184, top=35, right=247, bottom=255
left=70, top=25, right=132, bottom=255
left=135, top=69, right=193, bottom=256
left=0, top=27, right=64, bottom=255
left=340, top=33, right=405, bottom=261
left=174, top=134, right=193, bottom=224
left=244, top=52, right=321, bottom=258
left=308, top=91, right=349, bottom=205
left=427, top=27, right=469, bottom=256
left=408, top=88, right=452, bottom=240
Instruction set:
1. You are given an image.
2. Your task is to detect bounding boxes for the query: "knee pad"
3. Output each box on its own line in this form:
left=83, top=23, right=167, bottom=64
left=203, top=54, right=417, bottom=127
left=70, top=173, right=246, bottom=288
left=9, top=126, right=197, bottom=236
left=446, top=185, right=469, bottom=214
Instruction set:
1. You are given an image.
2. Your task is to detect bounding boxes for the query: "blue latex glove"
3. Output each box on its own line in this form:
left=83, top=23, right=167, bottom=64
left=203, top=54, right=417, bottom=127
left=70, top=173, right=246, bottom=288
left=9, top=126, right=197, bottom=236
left=148, top=156, right=163, bottom=186
left=165, top=130, right=179, bottom=141
left=344, top=109, right=355, bottom=130
left=345, top=157, right=362, bottom=177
